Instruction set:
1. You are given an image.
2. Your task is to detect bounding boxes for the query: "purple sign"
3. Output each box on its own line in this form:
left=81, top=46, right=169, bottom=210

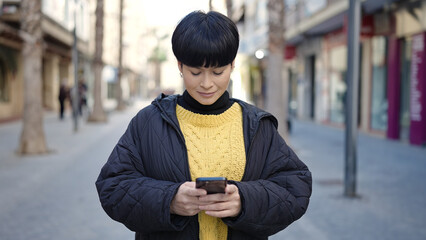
left=409, top=32, right=426, bottom=145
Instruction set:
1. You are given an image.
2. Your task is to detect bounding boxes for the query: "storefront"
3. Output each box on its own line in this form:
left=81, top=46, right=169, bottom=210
left=393, top=5, right=426, bottom=145
left=324, top=28, right=347, bottom=125
left=370, top=36, right=388, bottom=132
left=409, top=32, right=426, bottom=145
left=0, top=40, right=24, bottom=122
left=284, top=0, right=426, bottom=146
left=399, top=37, right=412, bottom=141
left=295, top=37, right=322, bottom=121
left=323, top=14, right=375, bottom=126
left=329, top=45, right=347, bottom=124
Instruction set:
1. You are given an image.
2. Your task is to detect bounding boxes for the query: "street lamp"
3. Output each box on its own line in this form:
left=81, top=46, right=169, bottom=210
left=255, top=49, right=265, bottom=60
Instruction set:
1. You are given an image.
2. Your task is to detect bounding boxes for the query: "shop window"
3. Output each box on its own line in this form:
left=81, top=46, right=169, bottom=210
left=329, top=45, right=347, bottom=124
left=371, top=36, right=388, bottom=131
left=399, top=38, right=412, bottom=140
left=0, top=60, right=9, bottom=102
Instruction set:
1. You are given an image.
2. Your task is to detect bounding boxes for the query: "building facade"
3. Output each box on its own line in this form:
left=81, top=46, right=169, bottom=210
left=0, top=0, right=91, bottom=122
left=0, top=0, right=145, bottom=122
left=284, top=0, right=426, bottom=146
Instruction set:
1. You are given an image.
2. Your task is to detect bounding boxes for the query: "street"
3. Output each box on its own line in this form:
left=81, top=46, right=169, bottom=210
left=1, top=101, right=426, bottom=240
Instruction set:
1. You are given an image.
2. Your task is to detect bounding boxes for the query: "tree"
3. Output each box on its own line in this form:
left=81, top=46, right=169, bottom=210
left=115, top=0, right=126, bottom=111
left=18, top=0, right=48, bottom=154
left=266, top=0, right=288, bottom=138
left=88, top=0, right=107, bottom=122
left=226, top=0, right=233, bottom=18
left=147, top=30, right=168, bottom=91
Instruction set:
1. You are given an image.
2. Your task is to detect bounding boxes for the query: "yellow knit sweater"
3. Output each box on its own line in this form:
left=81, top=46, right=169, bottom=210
left=176, top=103, right=246, bottom=240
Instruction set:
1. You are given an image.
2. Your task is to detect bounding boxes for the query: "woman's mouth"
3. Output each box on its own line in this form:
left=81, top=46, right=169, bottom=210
left=198, top=91, right=216, bottom=98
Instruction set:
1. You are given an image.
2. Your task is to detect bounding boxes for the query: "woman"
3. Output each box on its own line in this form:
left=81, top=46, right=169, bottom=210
left=96, top=10, right=312, bottom=240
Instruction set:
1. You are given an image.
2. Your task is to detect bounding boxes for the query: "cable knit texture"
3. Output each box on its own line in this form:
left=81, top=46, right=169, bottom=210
left=176, top=103, right=246, bottom=240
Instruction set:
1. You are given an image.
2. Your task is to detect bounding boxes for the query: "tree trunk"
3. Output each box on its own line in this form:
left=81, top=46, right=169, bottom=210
left=226, top=0, right=233, bottom=18
left=115, top=0, right=126, bottom=111
left=154, top=60, right=161, bottom=90
left=18, top=0, right=48, bottom=155
left=266, top=0, right=288, bottom=138
left=88, top=0, right=107, bottom=122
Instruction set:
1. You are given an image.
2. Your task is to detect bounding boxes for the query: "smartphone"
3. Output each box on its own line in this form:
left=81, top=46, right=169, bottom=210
left=195, top=177, right=227, bottom=194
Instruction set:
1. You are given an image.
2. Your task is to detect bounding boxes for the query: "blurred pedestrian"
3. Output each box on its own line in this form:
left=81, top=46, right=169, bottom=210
left=78, top=79, right=87, bottom=115
left=96, top=11, right=312, bottom=240
left=58, top=81, right=69, bottom=120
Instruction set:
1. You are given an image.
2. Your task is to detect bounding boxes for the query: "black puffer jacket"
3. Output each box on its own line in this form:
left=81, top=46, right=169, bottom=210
left=96, top=94, right=312, bottom=240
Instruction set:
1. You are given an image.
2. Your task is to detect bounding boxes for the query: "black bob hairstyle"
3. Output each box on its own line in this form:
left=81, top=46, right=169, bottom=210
left=172, top=11, right=239, bottom=68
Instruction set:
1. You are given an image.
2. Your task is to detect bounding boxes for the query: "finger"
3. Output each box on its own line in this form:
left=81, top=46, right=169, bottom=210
left=181, top=182, right=207, bottom=196
left=199, top=190, right=239, bottom=203
left=203, top=202, right=241, bottom=218
left=182, top=181, right=196, bottom=187
left=198, top=192, right=225, bottom=202
left=204, top=209, right=236, bottom=218
left=200, top=198, right=241, bottom=217
left=199, top=201, right=228, bottom=212
left=188, top=188, right=208, bottom=197
left=225, top=184, right=238, bottom=194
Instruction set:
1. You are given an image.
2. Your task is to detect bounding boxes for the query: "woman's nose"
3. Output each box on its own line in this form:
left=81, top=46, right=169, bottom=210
left=200, top=74, right=213, bottom=88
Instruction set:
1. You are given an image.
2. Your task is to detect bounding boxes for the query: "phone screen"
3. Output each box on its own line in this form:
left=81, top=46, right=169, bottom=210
left=195, top=177, right=227, bottom=194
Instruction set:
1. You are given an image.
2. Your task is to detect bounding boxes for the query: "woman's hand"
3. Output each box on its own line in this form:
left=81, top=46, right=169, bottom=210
left=198, top=184, right=241, bottom=218
left=170, top=182, right=207, bottom=216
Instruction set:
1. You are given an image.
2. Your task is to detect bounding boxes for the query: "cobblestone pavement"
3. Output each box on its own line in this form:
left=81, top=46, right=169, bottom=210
left=1, top=103, right=425, bottom=240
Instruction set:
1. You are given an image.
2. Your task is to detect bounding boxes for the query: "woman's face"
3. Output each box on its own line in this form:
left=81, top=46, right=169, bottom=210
left=179, top=62, right=233, bottom=105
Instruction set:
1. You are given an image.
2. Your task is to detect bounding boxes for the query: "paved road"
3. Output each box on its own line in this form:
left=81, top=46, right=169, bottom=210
left=1, top=102, right=425, bottom=240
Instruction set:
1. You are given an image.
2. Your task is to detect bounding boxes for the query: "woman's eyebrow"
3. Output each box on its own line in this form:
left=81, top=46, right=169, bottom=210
left=214, top=66, right=226, bottom=70
left=186, top=66, right=201, bottom=70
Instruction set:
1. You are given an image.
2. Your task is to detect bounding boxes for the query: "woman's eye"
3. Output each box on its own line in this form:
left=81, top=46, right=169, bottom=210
left=191, top=72, right=201, bottom=76
left=213, top=71, right=224, bottom=76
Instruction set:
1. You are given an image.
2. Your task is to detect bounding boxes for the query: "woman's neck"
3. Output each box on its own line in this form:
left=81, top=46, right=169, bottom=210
left=177, top=90, right=233, bottom=115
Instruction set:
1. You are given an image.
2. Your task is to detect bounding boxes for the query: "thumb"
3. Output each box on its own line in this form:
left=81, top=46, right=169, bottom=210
left=225, top=184, right=238, bottom=194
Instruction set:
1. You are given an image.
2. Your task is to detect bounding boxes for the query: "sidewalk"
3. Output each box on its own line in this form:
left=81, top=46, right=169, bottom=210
left=272, top=120, right=426, bottom=240
left=1, top=105, right=425, bottom=240
left=0, top=101, right=147, bottom=165
left=0, top=100, right=150, bottom=240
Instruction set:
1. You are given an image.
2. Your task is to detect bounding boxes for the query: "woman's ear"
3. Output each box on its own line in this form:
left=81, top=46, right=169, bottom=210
left=177, top=61, right=183, bottom=72
left=177, top=61, right=184, bottom=78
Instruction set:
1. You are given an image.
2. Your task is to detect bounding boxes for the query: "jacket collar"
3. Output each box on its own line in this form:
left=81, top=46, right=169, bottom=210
left=152, top=93, right=278, bottom=151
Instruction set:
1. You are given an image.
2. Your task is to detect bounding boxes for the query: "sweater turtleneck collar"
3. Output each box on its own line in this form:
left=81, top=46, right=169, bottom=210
left=177, top=90, right=234, bottom=115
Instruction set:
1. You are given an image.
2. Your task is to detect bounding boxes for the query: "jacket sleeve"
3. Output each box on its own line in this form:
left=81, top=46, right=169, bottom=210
left=95, top=111, right=189, bottom=233
left=223, top=119, right=312, bottom=237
